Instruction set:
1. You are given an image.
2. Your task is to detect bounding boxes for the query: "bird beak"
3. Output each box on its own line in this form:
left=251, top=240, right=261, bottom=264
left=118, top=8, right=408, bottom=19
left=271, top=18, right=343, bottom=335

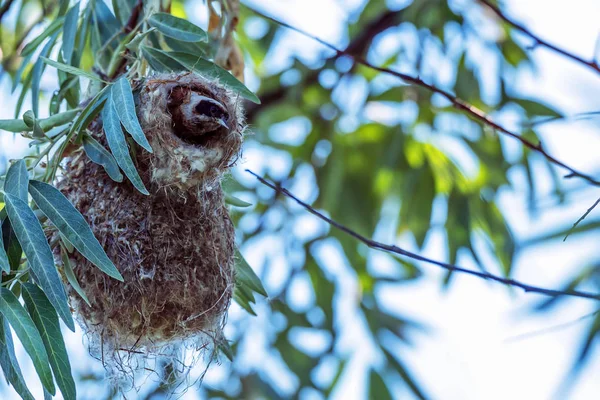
left=217, top=117, right=229, bottom=129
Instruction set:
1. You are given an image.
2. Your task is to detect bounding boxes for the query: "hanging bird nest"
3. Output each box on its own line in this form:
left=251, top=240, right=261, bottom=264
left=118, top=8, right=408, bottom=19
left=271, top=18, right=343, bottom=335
left=54, top=72, right=245, bottom=384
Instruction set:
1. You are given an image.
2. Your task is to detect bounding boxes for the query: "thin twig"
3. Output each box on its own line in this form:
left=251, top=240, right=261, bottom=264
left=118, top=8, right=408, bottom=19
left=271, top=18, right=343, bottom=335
left=479, top=0, right=600, bottom=75
left=563, top=196, right=600, bottom=241
left=504, top=308, right=600, bottom=343
left=245, top=6, right=600, bottom=186
left=247, top=169, right=600, bottom=302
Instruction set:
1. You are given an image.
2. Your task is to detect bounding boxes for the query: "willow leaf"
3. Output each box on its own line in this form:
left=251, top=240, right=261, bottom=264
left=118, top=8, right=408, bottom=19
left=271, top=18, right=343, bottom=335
left=0, top=288, right=55, bottom=395
left=41, top=57, right=105, bottom=82
left=102, top=96, right=149, bottom=195
left=148, top=13, right=207, bottom=42
left=3, top=193, right=75, bottom=331
left=110, top=77, right=152, bottom=152
left=62, top=3, right=80, bottom=64
left=22, top=283, right=76, bottom=400
left=28, top=180, right=123, bottom=281
left=82, top=134, right=124, bottom=182
left=4, top=160, right=29, bottom=202
left=0, top=315, right=35, bottom=400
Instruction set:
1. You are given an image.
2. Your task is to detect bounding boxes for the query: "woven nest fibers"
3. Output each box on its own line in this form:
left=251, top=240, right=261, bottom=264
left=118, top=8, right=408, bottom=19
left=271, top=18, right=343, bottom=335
left=55, top=73, right=245, bottom=365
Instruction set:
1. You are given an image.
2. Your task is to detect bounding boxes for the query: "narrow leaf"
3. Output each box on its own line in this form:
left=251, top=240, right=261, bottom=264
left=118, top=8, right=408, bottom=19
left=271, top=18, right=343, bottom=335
left=21, top=18, right=64, bottom=57
left=1, top=219, right=23, bottom=271
left=113, top=0, right=136, bottom=25
left=82, top=134, right=124, bottom=182
left=22, top=283, right=76, bottom=400
left=168, top=52, right=260, bottom=103
left=32, top=33, right=59, bottom=116
left=233, top=286, right=257, bottom=316
left=40, top=109, right=80, bottom=130
left=0, top=223, right=9, bottom=273
left=102, top=97, right=149, bottom=195
left=224, top=193, right=252, bottom=207
left=4, top=160, right=29, bottom=202
left=369, top=369, right=393, bottom=400
left=61, top=246, right=90, bottom=306
left=0, top=119, right=28, bottom=132
left=62, top=3, right=80, bottom=64
left=0, top=110, right=80, bottom=134
left=0, top=315, right=35, bottom=400
left=141, top=45, right=185, bottom=73
left=22, top=111, right=44, bottom=138
left=70, top=85, right=110, bottom=135
left=148, top=13, right=208, bottom=42
left=125, top=28, right=156, bottom=53
left=3, top=194, right=75, bottom=331
left=29, top=180, right=123, bottom=281
left=41, top=57, right=105, bottom=82
left=110, top=78, right=153, bottom=152
left=0, top=288, right=55, bottom=395
left=235, top=248, right=267, bottom=297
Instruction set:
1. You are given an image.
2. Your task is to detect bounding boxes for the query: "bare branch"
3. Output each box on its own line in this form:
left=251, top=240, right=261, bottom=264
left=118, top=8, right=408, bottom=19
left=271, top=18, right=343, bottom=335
left=247, top=169, right=600, bottom=302
left=245, top=6, right=600, bottom=186
left=479, top=0, right=600, bottom=75
left=244, top=8, right=404, bottom=121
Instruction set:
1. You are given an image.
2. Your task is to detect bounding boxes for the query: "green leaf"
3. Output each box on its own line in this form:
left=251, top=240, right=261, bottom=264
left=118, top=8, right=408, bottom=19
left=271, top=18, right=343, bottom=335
left=163, top=36, right=207, bottom=56
left=21, top=18, right=64, bottom=57
left=1, top=219, right=23, bottom=271
left=218, top=340, right=234, bottom=362
left=0, top=222, right=9, bottom=273
left=22, top=111, right=44, bottom=138
left=235, top=248, right=267, bottom=297
left=82, top=134, right=124, bottom=182
left=233, top=285, right=257, bottom=316
left=4, top=160, right=29, bottom=203
left=3, top=193, right=75, bottom=332
left=22, top=283, right=76, bottom=400
left=40, top=109, right=80, bottom=130
left=113, top=0, right=136, bottom=25
left=60, top=246, right=91, bottom=306
left=0, top=119, right=28, bottom=132
left=15, top=69, right=33, bottom=118
left=141, top=45, right=186, bottom=73
left=167, top=51, right=260, bottom=104
left=148, top=13, right=208, bottom=42
left=383, top=348, right=428, bottom=400
left=0, top=110, right=79, bottom=133
left=224, top=192, right=252, bottom=207
left=369, top=369, right=393, bottom=400
left=70, top=85, right=110, bottom=135
left=0, top=288, right=55, bottom=395
left=110, top=78, right=153, bottom=152
left=41, top=57, right=106, bottom=82
left=125, top=28, right=157, bottom=53
left=102, top=96, right=149, bottom=195
left=513, top=98, right=562, bottom=118
left=31, top=33, right=59, bottom=116
left=28, top=180, right=123, bottom=281
left=62, top=3, right=80, bottom=64
left=0, top=315, right=35, bottom=400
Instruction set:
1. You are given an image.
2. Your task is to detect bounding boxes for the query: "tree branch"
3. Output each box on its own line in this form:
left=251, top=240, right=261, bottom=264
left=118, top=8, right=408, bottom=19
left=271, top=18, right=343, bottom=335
left=244, top=7, right=405, bottom=122
left=245, top=6, right=600, bottom=187
left=247, top=169, right=600, bottom=302
left=479, top=0, right=600, bottom=75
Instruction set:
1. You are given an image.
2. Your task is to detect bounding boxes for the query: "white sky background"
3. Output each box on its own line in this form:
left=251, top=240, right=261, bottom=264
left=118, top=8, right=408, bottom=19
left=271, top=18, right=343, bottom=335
left=1, top=0, right=600, bottom=399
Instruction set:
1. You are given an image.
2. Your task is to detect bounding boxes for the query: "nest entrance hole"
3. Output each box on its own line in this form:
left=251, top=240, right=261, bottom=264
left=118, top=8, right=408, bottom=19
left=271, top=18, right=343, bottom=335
left=167, top=85, right=229, bottom=148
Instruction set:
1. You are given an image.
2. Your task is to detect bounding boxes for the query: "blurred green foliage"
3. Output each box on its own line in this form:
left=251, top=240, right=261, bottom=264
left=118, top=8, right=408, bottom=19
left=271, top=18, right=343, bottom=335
left=0, top=0, right=599, bottom=399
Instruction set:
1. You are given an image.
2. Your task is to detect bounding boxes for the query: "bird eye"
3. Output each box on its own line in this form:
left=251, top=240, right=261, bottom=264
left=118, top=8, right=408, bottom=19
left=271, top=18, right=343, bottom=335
left=210, top=105, right=218, bottom=116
